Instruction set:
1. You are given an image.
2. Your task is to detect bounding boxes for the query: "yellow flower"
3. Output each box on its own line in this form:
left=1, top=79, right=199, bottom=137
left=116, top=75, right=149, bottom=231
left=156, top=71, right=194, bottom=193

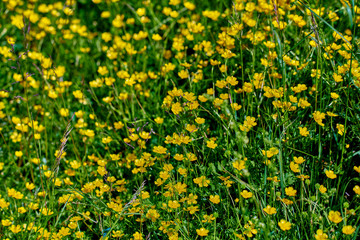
left=153, top=146, right=167, bottom=154
left=263, top=205, right=277, bottom=215
left=336, top=124, right=345, bottom=136
left=327, top=111, right=338, bottom=117
left=328, top=210, right=342, bottom=224
left=185, top=205, right=199, bottom=214
left=278, top=219, right=291, bottom=231
left=285, top=187, right=297, bottom=197
left=319, top=185, right=327, bottom=193
left=154, top=117, right=164, bottom=124
left=206, top=140, right=217, bottom=149
left=133, top=231, right=143, bottom=240
left=314, top=229, right=328, bottom=239
left=294, top=156, right=305, bottom=164
left=2, top=219, right=12, bottom=226
left=73, top=90, right=83, bottom=99
left=9, top=225, right=22, bottom=234
left=195, top=117, right=205, bottom=124
left=178, top=70, right=189, bottom=79
left=325, top=170, right=337, bottom=179
left=313, top=111, right=326, bottom=126
left=290, top=161, right=300, bottom=173
left=240, top=190, right=253, bottom=199
left=333, top=73, right=343, bottom=82
left=97, top=66, right=109, bottom=76
left=353, top=185, right=360, bottom=195
left=193, top=176, right=210, bottom=187
left=41, top=207, right=54, bottom=216
left=226, top=76, right=238, bottom=86
left=342, top=225, right=356, bottom=235
left=7, top=37, right=15, bottom=45
left=171, top=102, right=183, bottom=115
left=168, top=200, right=180, bottom=209
left=299, top=126, right=310, bottom=136
left=209, top=195, right=220, bottom=204
left=233, top=160, right=246, bottom=171
left=184, top=1, right=196, bottom=10
left=15, top=151, right=23, bottom=158
left=196, top=228, right=209, bottom=237
left=26, top=182, right=35, bottom=191
left=146, top=209, right=160, bottom=222
left=330, top=92, right=339, bottom=99
left=152, top=34, right=162, bottom=41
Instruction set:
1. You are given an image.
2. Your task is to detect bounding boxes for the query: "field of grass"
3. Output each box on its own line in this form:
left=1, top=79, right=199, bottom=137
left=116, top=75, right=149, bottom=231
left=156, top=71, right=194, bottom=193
left=0, top=0, right=360, bottom=239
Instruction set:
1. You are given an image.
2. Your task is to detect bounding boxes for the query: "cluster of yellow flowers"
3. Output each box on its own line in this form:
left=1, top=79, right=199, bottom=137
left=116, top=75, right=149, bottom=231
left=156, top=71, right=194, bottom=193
left=0, top=0, right=359, bottom=239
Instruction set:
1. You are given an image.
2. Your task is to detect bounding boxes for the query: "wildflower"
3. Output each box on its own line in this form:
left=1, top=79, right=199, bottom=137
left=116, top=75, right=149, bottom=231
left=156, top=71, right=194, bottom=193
left=342, top=225, right=356, bottom=235
left=333, top=73, right=343, bottom=82
left=314, top=229, right=328, bottom=239
left=146, top=209, right=160, bottom=222
left=226, top=76, right=238, bottom=86
left=9, top=225, right=22, bottom=233
left=2, top=219, right=12, bottom=226
left=7, top=188, right=23, bottom=199
left=59, top=227, right=71, bottom=237
left=209, top=195, right=220, bottom=204
left=281, top=198, right=294, bottom=205
left=168, top=200, right=180, bottom=209
left=195, top=117, right=205, bottom=124
left=327, top=111, right=338, bottom=117
left=328, top=210, right=342, bottom=224
left=7, top=37, right=15, bottom=45
left=231, top=103, right=242, bottom=110
left=206, top=140, right=217, bottom=149
left=330, top=92, right=339, bottom=99
left=278, top=219, right=291, bottom=231
left=325, top=170, right=337, bottom=179
left=202, top=214, right=216, bottom=223
left=153, top=146, right=167, bottom=154
left=112, top=230, right=124, bottom=238
left=185, top=205, right=199, bottom=214
left=187, top=193, right=198, bottom=204
left=336, top=124, right=345, bottom=136
left=240, top=190, right=253, bottom=199
left=319, top=185, right=327, bottom=193
left=263, top=205, right=277, bottom=215
left=285, top=187, right=297, bottom=197
left=73, top=90, right=83, bottom=99
left=171, top=102, right=183, bottom=115
left=313, top=111, right=326, bottom=126
left=193, top=176, right=210, bottom=187
left=354, top=185, right=360, bottom=195
left=97, top=66, right=109, bottom=76
left=41, top=207, right=54, bottom=216
left=178, top=168, right=187, bottom=176
left=133, top=232, right=143, bottom=240
left=196, top=228, right=209, bottom=237
left=178, top=70, right=189, bottom=79
left=290, top=162, right=300, bottom=173
left=233, top=160, right=246, bottom=171
left=154, top=117, right=164, bottom=124
left=294, top=156, right=305, bottom=164
left=15, top=151, right=23, bottom=158
left=17, top=207, right=26, bottom=213
left=299, top=127, right=309, bottom=136
left=26, top=182, right=35, bottom=191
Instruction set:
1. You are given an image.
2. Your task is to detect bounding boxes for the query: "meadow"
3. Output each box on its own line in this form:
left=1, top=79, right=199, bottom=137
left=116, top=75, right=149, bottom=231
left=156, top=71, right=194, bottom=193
left=0, top=0, right=359, bottom=239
